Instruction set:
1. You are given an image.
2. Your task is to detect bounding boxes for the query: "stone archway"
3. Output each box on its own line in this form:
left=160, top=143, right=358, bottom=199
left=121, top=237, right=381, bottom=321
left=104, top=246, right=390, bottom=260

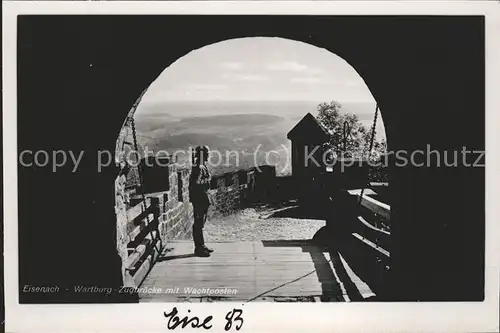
left=18, top=15, right=484, bottom=302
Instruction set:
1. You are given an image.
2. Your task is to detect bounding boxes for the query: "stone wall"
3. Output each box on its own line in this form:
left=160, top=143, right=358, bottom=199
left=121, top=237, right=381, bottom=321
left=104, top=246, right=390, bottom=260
left=115, top=169, right=135, bottom=289
left=207, top=170, right=248, bottom=218
left=207, top=165, right=277, bottom=218
left=157, top=167, right=194, bottom=242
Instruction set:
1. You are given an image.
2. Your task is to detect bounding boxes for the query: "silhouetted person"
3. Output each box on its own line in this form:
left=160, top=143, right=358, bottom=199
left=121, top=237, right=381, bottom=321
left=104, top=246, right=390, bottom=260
left=189, top=145, right=214, bottom=257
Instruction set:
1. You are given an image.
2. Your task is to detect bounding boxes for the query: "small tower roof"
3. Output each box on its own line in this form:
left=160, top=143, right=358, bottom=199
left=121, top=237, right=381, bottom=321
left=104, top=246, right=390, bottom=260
left=287, top=112, right=329, bottom=142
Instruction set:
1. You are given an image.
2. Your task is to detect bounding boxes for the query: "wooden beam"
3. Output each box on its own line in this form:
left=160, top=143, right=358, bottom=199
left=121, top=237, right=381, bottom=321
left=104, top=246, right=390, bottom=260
left=127, top=218, right=159, bottom=251
left=126, top=230, right=160, bottom=272
left=357, top=216, right=390, bottom=236
left=350, top=191, right=390, bottom=219
left=127, top=198, right=151, bottom=223
left=127, top=213, right=156, bottom=245
left=132, top=238, right=162, bottom=288
left=347, top=189, right=377, bottom=196
left=352, top=233, right=390, bottom=258
left=369, top=182, right=389, bottom=187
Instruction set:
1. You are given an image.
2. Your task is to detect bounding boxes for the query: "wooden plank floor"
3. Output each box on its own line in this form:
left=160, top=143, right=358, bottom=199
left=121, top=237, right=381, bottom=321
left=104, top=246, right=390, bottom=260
left=139, top=240, right=375, bottom=302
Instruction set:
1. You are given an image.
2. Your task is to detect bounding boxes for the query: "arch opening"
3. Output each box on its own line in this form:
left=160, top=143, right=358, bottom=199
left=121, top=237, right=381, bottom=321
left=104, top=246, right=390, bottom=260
left=114, top=37, right=392, bottom=297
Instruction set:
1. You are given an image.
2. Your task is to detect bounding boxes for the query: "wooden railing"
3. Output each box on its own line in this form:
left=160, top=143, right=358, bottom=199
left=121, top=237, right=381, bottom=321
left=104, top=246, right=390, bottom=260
left=347, top=189, right=391, bottom=260
left=323, top=186, right=392, bottom=299
left=124, top=196, right=162, bottom=288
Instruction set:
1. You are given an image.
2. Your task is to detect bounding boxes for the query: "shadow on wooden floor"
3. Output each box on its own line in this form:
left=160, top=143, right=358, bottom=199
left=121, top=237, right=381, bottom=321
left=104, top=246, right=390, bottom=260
left=261, top=238, right=380, bottom=301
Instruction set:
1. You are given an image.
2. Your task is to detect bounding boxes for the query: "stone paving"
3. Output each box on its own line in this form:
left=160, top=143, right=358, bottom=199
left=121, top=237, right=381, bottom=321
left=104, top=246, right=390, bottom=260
left=181, top=204, right=326, bottom=242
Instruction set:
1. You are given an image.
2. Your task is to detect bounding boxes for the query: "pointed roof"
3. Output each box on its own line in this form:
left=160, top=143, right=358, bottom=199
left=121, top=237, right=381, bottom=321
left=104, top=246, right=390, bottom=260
left=287, top=112, right=330, bottom=142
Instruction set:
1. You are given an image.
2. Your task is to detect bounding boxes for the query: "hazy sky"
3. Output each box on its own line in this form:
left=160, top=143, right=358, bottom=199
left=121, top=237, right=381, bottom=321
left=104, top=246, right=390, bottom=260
left=141, top=37, right=376, bottom=103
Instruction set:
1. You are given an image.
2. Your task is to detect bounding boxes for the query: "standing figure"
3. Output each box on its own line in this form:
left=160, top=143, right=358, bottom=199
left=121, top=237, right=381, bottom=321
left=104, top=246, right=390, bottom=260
left=189, top=145, right=214, bottom=257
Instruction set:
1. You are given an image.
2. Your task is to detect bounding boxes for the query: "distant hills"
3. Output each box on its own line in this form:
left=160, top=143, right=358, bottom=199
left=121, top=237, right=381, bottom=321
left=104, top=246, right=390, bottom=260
left=132, top=100, right=382, bottom=175
left=177, top=113, right=283, bottom=127
left=136, top=99, right=377, bottom=118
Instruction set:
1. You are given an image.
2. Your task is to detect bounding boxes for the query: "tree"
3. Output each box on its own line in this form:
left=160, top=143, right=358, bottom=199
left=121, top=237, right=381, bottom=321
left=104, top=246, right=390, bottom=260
left=316, top=101, right=387, bottom=160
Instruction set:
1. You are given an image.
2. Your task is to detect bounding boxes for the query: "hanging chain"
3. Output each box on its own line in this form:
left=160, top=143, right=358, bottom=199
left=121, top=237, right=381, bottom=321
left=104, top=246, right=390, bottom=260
left=358, top=104, right=379, bottom=205
left=129, top=116, right=146, bottom=205
left=343, top=121, right=351, bottom=153
left=121, top=89, right=162, bottom=255
left=120, top=88, right=148, bottom=166
left=367, top=104, right=380, bottom=159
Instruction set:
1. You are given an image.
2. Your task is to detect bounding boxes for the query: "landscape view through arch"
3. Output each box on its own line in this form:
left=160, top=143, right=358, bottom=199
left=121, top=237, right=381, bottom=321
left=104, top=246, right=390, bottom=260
left=116, top=37, right=392, bottom=302
left=131, top=37, right=387, bottom=176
